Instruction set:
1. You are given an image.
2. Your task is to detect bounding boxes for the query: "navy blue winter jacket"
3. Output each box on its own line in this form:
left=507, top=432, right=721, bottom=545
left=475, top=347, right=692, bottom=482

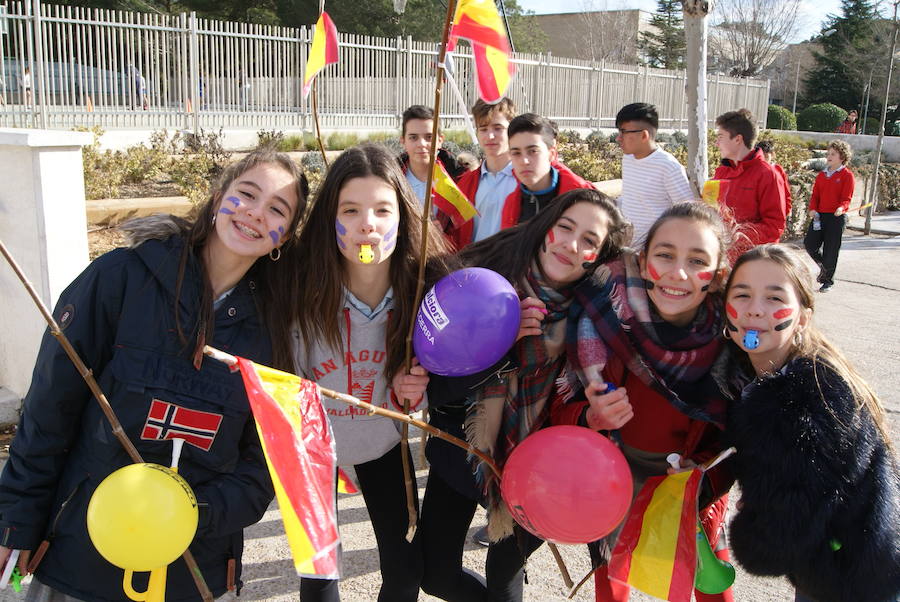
left=0, top=234, right=275, bottom=601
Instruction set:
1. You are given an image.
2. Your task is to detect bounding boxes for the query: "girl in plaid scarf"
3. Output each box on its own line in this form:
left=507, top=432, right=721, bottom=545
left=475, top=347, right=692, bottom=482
left=555, top=202, right=738, bottom=602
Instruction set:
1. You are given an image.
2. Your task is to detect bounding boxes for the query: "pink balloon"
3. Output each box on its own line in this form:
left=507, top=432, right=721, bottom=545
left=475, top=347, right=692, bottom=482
left=501, top=426, right=632, bottom=544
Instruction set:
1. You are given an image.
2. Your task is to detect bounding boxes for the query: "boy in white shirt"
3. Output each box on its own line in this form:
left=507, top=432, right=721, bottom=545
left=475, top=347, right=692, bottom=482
left=615, top=102, right=695, bottom=245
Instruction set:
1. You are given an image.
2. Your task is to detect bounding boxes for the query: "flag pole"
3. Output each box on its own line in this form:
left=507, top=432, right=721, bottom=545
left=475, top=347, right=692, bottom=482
left=312, top=0, right=329, bottom=167
left=202, top=345, right=501, bottom=476
left=396, top=0, right=459, bottom=542
left=0, top=238, right=214, bottom=602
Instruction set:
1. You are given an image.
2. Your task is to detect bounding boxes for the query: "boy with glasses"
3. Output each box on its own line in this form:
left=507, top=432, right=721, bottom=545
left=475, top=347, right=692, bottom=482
left=615, top=102, right=694, bottom=245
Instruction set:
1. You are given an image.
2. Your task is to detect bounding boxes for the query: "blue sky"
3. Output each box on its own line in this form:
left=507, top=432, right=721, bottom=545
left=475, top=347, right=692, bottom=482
left=516, top=0, right=847, bottom=43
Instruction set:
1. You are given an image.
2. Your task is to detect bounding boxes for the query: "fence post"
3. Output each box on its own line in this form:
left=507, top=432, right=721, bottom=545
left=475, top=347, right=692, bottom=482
left=395, top=35, right=402, bottom=125
left=597, top=61, right=606, bottom=129
left=405, top=36, right=412, bottom=130
left=189, top=11, right=200, bottom=134
left=30, top=0, right=48, bottom=128
left=587, top=62, right=596, bottom=129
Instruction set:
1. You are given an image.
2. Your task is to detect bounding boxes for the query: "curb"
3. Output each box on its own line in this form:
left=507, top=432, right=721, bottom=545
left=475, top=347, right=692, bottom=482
left=846, top=225, right=900, bottom=236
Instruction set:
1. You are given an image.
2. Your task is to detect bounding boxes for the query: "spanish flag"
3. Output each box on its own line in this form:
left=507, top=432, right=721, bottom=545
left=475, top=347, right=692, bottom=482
left=303, top=12, right=339, bottom=98
left=432, top=161, right=478, bottom=227
left=702, top=179, right=730, bottom=207
left=608, top=470, right=703, bottom=602
left=236, top=357, right=340, bottom=579
left=447, top=0, right=515, bottom=103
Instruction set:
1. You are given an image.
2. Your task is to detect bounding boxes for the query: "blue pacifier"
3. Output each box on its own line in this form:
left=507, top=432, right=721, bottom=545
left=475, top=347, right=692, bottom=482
left=743, top=330, right=760, bottom=350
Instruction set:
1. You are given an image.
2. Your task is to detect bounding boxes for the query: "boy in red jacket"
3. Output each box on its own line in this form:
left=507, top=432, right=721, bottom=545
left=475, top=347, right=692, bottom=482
left=713, top=109, right=787, bottom=262
left=804, top=140, right=855, bottom=292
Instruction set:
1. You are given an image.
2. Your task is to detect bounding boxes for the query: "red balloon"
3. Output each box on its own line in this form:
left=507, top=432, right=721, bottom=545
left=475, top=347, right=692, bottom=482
left=501, top=426, right=633, bottom=544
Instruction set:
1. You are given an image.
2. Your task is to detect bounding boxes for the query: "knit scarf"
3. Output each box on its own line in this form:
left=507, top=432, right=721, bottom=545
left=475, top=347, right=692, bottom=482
left=565, top=251, right=727, bottom=426
left=466, top=261, right=573, bottom=540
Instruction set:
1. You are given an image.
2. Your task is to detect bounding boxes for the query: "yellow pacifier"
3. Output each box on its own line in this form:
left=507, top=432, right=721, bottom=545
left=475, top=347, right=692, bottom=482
left=359, top=244, right=375, bottom=264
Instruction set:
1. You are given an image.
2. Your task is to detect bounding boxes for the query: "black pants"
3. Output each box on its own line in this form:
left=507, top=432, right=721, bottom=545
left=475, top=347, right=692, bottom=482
left=419, top=467, right=544, bottom=602
left=804, top=213, right=845, bottom=286
left=300, top=444, right=422, bottom=602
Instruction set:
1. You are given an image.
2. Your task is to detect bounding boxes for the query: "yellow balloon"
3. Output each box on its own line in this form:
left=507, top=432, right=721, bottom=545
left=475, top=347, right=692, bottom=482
left=87, top=463, right=198, bottom=571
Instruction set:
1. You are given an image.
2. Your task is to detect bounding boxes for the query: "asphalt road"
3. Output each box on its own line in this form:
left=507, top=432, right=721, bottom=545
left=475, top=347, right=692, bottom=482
left=1, top=230, right=897, bottom=602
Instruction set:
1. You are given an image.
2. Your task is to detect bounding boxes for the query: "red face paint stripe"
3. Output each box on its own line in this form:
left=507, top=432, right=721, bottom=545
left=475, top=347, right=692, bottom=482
left=773, top=308, right=794, bottom=319
left=698, top=271, right=713, bottom=281
left=648, top=263, right=661, bottom=281
left=726, top=303, right=738, bottom=319
left=546, top=229, right=555, bottom=244
left=583, top=251, right=598, bottom=262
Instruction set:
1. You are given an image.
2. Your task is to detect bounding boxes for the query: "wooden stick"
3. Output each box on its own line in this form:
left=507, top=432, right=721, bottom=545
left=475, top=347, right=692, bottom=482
left=0, top=239, right=213, bottom=602
left=568, top=565, right=597, bottom=599
left=548, top=542, right=574, bottom=589
left=396, top=0, right=460, bottom=543
left=311, top=78, right=328, bottom=167
left=203, top=345, right=500, bottom=476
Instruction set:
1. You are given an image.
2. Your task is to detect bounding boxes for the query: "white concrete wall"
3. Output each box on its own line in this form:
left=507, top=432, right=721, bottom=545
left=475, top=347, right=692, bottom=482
left=0, top=128, right=93, bottom=416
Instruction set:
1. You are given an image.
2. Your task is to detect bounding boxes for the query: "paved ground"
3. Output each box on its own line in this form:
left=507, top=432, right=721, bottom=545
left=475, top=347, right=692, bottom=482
left=1, top=217, right=897, bottom=602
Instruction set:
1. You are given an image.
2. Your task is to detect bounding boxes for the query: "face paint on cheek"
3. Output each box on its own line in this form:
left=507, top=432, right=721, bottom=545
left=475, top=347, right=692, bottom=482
left=698, top=271, right=714, bottom=292
left=647, top=263, right=662, bottom=281
left=725, top=320, right=738, bottom=332
left=335, top=219, right=347, bottom=250
left=726, top=303, right=738, bottom=320
left=225, top=196, right=241, bottom=207
left=773, top=308, right=794, bottom=319
left=268, top=231, right=279, bottom=245
left=381, top=220, right=400, bottom=254
left=383, top=222, right=398, bottom=243
left=542, top=229, right=555, bottom=253
left=218, top=207, right=235, bottom=215
left=773, top=319, right=794, bottom=332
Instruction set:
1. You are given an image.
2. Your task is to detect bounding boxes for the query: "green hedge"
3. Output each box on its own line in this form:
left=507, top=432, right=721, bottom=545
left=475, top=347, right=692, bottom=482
left=797, top=103, right=846, bottom=133
left=767, top=105, right=796, bottom=131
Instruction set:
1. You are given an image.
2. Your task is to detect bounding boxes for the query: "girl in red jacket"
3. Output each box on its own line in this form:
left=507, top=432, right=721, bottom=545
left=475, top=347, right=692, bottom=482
left=803, top=140, right=855, bottom=293
left=554, top=202, right=737, bottom=602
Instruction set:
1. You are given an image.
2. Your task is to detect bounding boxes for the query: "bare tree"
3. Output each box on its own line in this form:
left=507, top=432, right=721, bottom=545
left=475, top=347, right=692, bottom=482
left=573, top=0, right=641, bottom=64
left=710, top=0, right=801, bottom=77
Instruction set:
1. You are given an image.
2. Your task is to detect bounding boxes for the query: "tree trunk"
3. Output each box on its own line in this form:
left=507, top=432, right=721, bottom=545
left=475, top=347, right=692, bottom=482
left=683, top=0, right=711, bottom=197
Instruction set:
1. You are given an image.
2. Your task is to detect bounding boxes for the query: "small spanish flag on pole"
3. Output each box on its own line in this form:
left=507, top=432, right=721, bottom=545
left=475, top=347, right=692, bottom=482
left=432, top=161, right=478, bottom=227
left=447, top=0, right=515, bottom=103
left=236, top=357, right=341, bottom=579
left=303, top=11, right=339, bottom=99
left=701, top=179, right=730, bottom=208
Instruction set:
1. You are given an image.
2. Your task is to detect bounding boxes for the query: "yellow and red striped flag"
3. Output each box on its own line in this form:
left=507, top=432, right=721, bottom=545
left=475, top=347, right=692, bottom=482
left=702, top=179, right=730, bottom=207
left=432, top=161, right=478, bottom=227
left=236, top=357, right=340, bottom=579
left=447, top=0, right=515, bottom=103
left=337, top=468, right=358, bottom=494
left=608, top=470, right=703, bottom=602
left=303, top=11, right=339, bottom=98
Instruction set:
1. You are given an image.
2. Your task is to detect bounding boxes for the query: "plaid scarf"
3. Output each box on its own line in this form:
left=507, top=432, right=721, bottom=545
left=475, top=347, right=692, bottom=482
left=467, top=261, right=573, bottom=540
left=565, top=251, right=727, bottom=426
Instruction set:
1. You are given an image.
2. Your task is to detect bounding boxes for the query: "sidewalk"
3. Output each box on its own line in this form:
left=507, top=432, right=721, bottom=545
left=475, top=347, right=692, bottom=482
left=846, top=208, right=900, bottom=235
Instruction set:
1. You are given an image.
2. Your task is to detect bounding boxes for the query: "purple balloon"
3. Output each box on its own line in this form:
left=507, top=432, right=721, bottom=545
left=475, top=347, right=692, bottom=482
left=413, top=267, right=521, bottom=377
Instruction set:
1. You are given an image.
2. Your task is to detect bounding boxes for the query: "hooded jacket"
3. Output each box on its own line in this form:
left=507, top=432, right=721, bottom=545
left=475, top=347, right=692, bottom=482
left=728, top=357, right=900, bottom=602
left=0, top=219, right=274, bottom=601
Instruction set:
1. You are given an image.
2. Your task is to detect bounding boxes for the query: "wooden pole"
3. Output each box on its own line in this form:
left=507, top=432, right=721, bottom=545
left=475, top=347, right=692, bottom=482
left=0, top=238, right=214, bottom=602
left=395, top=0, right=458, bottom=543
left=202, top=345, right=500, bottom=475
left=312, top=77, right=329, bottom=168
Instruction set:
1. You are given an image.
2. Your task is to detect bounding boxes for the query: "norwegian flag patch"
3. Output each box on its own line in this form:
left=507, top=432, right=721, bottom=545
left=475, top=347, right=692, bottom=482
left=141, top=399, right=223, bottom=452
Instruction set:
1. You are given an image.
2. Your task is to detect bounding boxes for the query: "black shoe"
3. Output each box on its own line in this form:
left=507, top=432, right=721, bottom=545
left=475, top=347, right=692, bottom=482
left=819, top=283, right=833, bottom=292
left=472, top=525, right=490, bottom=547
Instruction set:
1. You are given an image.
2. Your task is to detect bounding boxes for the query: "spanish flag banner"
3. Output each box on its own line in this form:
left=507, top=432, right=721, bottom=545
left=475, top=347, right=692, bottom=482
left=701, top=179, right=730, bottom=207
left=303, top=11, right=339, bottom=98
left=236, top=357, right=340, bottom=579
left=432, top=161, right=478, bottom=227
left=608, top=470, right=703, bottom=602
left=447, top=0, right=515, bottom=103
left=337, top=468, right=358, bottom=494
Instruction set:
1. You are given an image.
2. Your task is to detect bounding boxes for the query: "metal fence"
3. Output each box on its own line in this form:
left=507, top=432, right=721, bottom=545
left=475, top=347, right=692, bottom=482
left=0, top=0, right=770, bottom=132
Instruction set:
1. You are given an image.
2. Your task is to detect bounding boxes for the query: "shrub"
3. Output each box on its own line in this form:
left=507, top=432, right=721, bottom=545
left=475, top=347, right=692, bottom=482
left=859, top=117, right=880, bottom=135
left=557, top=135, right=622, bottom=182
left=797, top=103, right=846, bottom=133
left=767, top=105, right=797, bottom=131
left=757, top=132, right=813, bottom=173
left=76, top=126, right=125, bottom=200
left=257, top=129, right=284, bottom=150
left=170, top=127, right=232, bottom=205
left=854, top=164, right=900, bottom=211
left=325, top=131, right=359, bottom=150
left=278, top=135, right=304, bottom=152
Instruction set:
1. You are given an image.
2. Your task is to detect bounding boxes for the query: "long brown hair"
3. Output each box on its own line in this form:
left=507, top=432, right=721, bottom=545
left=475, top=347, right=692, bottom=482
left=726, top=244, right=891, bottom=445
left=459, top=188, right=628, bottom=287
left=177, top=149, right=310, bottom=371
left=291, top=143, right=451, bottom=380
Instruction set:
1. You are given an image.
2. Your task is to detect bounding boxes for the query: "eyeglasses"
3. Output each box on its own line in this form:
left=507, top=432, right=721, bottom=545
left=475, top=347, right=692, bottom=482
left=617, top=128, right=645, bottom=135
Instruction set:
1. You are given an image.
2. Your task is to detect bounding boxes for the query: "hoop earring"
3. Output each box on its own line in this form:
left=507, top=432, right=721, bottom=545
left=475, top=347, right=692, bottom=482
left=722, top=327, right=732, bottom=340
left=793, top=329, right=803, bottom=347
left=269, top=246, right=281, bottom=262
